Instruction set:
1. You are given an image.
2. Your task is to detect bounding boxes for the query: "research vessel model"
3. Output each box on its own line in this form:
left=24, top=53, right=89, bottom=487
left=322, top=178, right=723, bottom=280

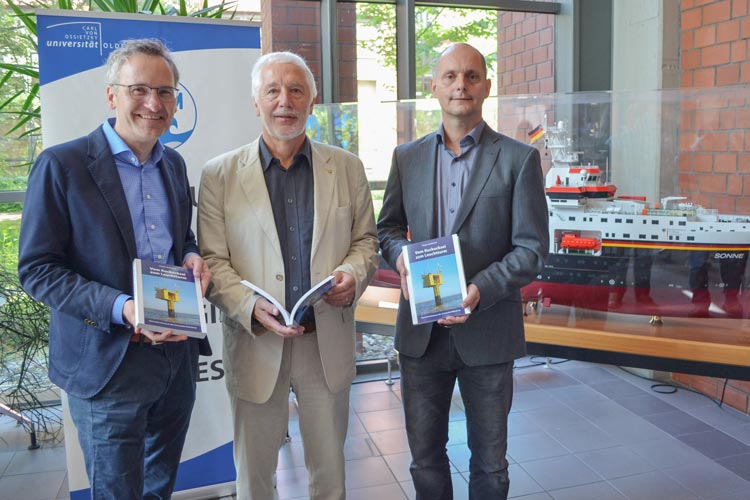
left=522, top=121, right=750, bottom=319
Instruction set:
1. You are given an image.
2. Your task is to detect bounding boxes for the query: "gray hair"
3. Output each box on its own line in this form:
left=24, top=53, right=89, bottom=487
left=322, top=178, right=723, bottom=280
left=251, top=51, right=317, bottom=104
left=106, top=38, right=179, bottom=87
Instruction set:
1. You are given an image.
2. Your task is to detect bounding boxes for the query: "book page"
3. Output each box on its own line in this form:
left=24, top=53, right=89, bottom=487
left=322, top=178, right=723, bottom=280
left=290, top=275, right=336, bottom=325
left=240, top=280, right=292, bottom=325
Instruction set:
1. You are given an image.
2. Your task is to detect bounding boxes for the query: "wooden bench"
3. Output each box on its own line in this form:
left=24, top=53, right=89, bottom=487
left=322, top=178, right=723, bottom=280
left=355, top=286, right=750, bottom=381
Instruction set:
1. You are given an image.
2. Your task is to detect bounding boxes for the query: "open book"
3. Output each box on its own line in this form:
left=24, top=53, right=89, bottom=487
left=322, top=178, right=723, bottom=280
left=132, top=259, right=207, bottom=338
left=241, top=275, right=336, bottom=326
left=402, top=234, right=470, bottom=325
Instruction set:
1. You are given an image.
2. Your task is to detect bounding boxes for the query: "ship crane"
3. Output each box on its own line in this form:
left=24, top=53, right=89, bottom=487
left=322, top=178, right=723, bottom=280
left=422, top=264, right=444, bottom=307
left=155, top=287, right=180, bottom=319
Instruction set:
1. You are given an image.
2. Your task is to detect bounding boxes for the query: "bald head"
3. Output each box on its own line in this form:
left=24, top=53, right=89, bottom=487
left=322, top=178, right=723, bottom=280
left=432, top=43, right=487, bottom=80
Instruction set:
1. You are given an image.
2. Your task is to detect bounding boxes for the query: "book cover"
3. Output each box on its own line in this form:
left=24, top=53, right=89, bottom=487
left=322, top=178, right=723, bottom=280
left=241, top=275, right=336, bottom=326
left=402, top=234, right=469, bottom=325
left=132, top=259, right=207, bottom=338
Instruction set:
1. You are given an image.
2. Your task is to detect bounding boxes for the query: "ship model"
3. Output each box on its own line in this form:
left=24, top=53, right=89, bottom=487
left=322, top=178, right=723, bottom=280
left=522, top=120, right=750, bottom=320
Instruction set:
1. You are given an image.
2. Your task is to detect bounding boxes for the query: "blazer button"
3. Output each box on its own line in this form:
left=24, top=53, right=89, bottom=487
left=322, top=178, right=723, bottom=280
left=275, top=274, right=283, bottom=281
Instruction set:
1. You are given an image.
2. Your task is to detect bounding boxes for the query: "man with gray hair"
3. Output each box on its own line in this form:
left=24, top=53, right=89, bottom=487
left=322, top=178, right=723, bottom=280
left=198, top=51, right=378, bottom=499
left=19, top=39, right=211, bottom=499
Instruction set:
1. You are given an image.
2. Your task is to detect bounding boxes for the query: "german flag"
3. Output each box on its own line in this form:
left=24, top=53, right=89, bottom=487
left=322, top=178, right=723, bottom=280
left=528, top=125, right=545, bottom=143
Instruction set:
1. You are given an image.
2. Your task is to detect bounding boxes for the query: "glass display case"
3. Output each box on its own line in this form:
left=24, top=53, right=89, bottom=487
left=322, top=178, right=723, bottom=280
left=310, top=85, right=750, bottom=374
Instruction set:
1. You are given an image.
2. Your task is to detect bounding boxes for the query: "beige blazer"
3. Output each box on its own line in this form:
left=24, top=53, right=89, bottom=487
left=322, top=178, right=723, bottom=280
left=198, top=137, right=378, bottom=404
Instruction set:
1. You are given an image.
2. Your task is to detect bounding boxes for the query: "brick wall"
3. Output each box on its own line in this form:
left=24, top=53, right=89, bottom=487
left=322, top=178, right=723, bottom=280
left=495, top=10, right=555, bottom=160
left=496, top=10, right=555, bottom=96
left=259, top=0, right=358, bottom=103
left=675, top=0, right=750, bottom=415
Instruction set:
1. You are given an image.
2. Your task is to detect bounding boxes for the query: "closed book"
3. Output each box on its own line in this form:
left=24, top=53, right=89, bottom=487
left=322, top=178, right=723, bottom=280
left=132, top=259, right=207, bottom=338
left=402, top=234, right=470, bottom=325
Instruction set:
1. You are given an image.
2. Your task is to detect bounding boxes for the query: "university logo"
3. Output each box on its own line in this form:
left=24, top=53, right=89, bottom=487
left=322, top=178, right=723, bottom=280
left=162, top=83, right=197, bottom=149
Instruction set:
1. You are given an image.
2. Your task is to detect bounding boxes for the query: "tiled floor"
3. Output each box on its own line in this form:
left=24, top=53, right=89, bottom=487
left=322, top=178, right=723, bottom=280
left=3, top=358, right=750, bottom=499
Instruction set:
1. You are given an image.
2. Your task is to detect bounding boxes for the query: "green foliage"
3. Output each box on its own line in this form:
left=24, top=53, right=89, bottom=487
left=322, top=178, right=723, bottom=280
left=356, top=4, right=497, bottom=97
left=0, top=218, right=20, bottom=270
left=308, top=103, right=359, bottom=154
left=0, top=268, right=56, bottom=434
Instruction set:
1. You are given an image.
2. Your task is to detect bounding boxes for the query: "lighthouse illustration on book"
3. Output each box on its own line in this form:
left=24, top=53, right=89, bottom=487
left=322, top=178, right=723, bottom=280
left=403, top=235, right=470, bottom=325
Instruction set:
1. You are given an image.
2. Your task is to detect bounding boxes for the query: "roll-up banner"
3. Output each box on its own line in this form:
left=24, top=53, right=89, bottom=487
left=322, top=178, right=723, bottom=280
left=36, top=10, right=261, bottom=499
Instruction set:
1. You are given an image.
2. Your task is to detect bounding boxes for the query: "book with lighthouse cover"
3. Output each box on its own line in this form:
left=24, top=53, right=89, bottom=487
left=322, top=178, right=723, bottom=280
left=132, top=259, right=207, bottom=338
left=402, top=234, right=470, bottom=325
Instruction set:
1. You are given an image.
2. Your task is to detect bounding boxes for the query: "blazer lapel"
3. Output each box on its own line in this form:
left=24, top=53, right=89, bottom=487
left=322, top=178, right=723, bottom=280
left=86, top=128, right=138, bottom=260
left=237, top=141, right=283, bottom=258
left=411, top=134, right=439, bottom=239
left=451, top=129, right=501, bottom=233
left=310, top=143, right=336, bottom=263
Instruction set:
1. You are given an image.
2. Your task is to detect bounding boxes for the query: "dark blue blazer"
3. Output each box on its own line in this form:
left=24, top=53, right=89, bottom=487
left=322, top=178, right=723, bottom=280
left=18, top=126, right=210, bottom=399
left=378, top=126, right=549, bottom=365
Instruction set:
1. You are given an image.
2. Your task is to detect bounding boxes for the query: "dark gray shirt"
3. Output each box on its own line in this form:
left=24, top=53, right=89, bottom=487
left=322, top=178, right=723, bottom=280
left=436, top=121, right=485, bottom=236
left=260, top=137, right=315, bottom=321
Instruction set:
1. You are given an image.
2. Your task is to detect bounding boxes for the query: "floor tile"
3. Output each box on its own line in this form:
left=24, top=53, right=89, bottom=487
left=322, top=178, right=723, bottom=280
left=677, top=429, right=750, bottom=460
left=545, top=384, right=608, bottom=405
left=644, top=410, right=714, bottom=436
left=350, top=391, right=403, bottom=413
left=345, top=456, right=397, bottom=489
left=344, top=435, right=379, bottom=461
left=519, top=454, right=600, bottom=491
left=545, top=421, right=620, bottom=453
left=608, top=470, right=699, bottom=500
left=686, top=403, right=750, bottom=432
left=507, top=463, right=545, bottom=498
left=0, top=450, right=14, bottom=475
left=507, top=432, right=569, bottom=463
left=369, top=428, right=410, bottom=455
left=589, top=379, right=648, bottom=399
left=4, top=446, right=67, bottom=475
left=575, top=446, right=656, bottom=479
left=347, top=482, right=407, bottom=500
left=0, top=470, right=66, bottom=500
left=716, top=452, right=750, bottom=481
left=277, top=440, right=305, bottom=471
left=276, top=466, right=309, bottom=499
left=611, top=392, right=677, bottom=416
left=382, top=451, right=412, bottom=482
left=548, top=481, right=626, bottom=500
left=507, top=411, right=542, bottom=437
left=509, top=389, right=557, bottom=413
left=6, top=361, right=750, bottom=500
left=662, top=460, right=750, bottom=499
left=357, top=408, right=405, bottom=433
left=626, top=436, right=712, bottom=469
left=720, top=422, right=750, bottom=446
left=399, top=472, right=468, bottom=500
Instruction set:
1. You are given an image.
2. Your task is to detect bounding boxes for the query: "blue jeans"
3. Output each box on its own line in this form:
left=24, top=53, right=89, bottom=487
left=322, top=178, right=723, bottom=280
left=68, top=340, right=199, bottom=500
left=400, top=326, right=513, bottom=500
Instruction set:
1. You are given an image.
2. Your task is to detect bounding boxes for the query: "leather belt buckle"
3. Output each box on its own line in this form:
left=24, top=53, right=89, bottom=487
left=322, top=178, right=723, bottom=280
left=130, top=332, right=149, bottom=343
left=130, top=332, right=163, bottom=346
left=299, top=318, right=316, bottom=334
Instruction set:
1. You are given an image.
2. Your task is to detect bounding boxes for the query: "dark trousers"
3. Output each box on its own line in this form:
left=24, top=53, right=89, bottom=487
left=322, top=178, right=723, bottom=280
left=68, top=340, right=199, bottom=500
left=399, top=325, right=514, bottom=500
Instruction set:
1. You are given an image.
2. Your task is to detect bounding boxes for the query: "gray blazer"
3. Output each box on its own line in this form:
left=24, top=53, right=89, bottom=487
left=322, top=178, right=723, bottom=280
left=377, top=125, right=549, bottom=365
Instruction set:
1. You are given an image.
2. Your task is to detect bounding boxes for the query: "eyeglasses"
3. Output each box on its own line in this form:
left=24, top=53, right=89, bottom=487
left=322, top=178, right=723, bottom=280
left=111, top=83, right=179, bottom=102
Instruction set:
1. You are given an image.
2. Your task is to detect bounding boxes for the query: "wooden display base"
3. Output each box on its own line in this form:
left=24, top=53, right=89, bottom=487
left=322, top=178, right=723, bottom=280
left=355, top=286, right=750, bottom=380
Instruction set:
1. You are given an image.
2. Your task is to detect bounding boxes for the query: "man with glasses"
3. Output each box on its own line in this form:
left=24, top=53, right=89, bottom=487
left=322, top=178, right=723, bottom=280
left=19, top=38, right=211, bottom=499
